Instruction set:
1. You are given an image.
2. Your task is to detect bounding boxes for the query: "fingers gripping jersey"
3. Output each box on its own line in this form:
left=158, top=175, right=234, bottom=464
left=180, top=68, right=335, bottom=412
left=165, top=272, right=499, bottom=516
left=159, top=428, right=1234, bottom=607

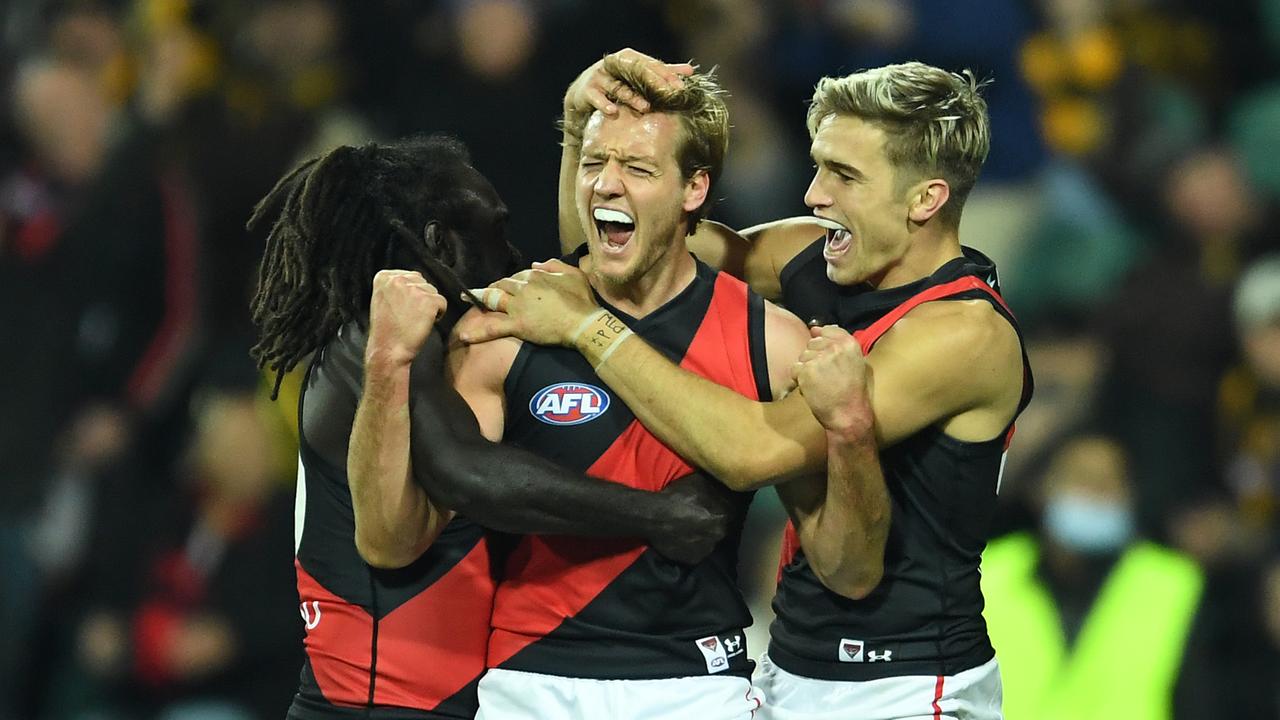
left=772, top=242, right=1035, bottom=682
left=494, top=259, right=770, bottom=680
left=290, top=334, right=497, bottom=719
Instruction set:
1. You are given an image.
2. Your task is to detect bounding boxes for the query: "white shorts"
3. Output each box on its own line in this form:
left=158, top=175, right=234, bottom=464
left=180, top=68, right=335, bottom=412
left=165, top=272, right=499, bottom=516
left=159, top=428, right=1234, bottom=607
left=476, top=667, right=765, bottom=720
left=754, top=654, right=1002, bottom=720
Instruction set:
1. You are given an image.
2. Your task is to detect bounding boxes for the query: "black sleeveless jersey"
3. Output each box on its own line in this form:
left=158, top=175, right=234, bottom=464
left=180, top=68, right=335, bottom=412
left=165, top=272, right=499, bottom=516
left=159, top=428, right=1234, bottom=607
left=492, top=258, right=769, bottom=680
left=289, top=329, right=497, bottom=719
left=770, top=240, right=1034, bottom=681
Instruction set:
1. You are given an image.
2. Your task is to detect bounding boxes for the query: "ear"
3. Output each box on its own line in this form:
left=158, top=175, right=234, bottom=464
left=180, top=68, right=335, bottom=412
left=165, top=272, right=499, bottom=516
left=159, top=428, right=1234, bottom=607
left=682, top=170, right=711, bottom=215
left=423, top=221, right=447, bottom=257
left=908, top=179, right=950, bottom=224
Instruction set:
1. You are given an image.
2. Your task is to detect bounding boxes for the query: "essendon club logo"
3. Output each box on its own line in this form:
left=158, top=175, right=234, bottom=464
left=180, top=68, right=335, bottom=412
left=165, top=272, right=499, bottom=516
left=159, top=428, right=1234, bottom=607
left=838, top=639, right=865, bottom=663
left=530, top=383, right=610, bottom=426
left=695, top=634, right=729, bottom=674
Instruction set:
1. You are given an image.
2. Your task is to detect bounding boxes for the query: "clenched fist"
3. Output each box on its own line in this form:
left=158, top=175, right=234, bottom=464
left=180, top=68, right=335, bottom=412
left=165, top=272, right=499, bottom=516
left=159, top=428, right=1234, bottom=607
left=793, top=325, right=873, bottom=435
left=366, top=270, right=448, bottom=367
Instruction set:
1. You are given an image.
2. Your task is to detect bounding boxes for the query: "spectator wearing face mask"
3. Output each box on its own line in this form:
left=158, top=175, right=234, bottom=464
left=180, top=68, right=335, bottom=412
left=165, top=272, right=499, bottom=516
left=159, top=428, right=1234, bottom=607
left=981, top=432, right=1204, bottom=720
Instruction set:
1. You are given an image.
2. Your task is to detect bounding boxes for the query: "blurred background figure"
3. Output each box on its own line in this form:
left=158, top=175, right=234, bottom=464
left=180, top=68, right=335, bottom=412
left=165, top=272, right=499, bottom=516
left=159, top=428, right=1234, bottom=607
left=57, top=352, right=300, bottom=720
left=1, top=0, right=1279, bottom=717
left=1216, top=255, right=1280, bottom=556
left=982, top=433, right=1204, bottom=720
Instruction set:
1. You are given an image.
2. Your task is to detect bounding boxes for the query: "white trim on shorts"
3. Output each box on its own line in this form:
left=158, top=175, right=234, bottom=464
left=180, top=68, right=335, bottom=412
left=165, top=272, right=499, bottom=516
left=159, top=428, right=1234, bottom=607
left=753, top=653, right=1002, bottom=720
left=476, top=667, right=765, bottom=720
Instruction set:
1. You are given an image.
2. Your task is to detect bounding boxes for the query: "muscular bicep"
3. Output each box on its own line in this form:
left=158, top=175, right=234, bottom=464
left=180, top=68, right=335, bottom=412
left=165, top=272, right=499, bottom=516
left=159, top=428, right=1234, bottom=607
left=736, top=302, right=828, bottom=488
left=763, top=300, right=809, bottom=399
left=865, top=301, right=1023, bottom=448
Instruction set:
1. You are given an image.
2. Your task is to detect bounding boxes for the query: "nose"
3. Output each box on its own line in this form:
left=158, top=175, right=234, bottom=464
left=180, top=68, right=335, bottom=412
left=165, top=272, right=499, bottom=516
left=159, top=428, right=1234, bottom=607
left=594, top=160, right=625, bottom=198
left=804, top=172, right=830, bottom=210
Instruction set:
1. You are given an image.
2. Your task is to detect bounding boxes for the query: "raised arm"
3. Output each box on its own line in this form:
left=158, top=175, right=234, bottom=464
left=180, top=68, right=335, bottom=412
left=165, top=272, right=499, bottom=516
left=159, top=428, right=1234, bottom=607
left=559, top=50, right=693, bottom=255
left=348, top=271, right=451, bottom=568
left=350, top=272, right=732, bottom=568
left=779, top=326, right=890, bottom=599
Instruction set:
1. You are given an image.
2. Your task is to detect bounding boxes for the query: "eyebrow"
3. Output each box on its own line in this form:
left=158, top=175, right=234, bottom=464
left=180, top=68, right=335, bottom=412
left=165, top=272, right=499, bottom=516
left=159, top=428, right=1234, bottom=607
left=813, top=155, right=867, bottom=181
left=582, top=150, right=659, bottom=165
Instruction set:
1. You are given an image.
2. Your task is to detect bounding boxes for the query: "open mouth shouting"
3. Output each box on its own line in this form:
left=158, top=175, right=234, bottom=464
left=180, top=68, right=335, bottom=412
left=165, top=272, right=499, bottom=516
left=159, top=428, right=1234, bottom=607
left=813, top=216, right=852, bottom=263
left=593, top=207, right=636, bottom=256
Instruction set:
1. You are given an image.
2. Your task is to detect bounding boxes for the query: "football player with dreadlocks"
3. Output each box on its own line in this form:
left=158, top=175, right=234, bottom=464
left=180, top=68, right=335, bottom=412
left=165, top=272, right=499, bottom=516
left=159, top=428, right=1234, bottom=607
left=249, top=135, right=732, bottom=720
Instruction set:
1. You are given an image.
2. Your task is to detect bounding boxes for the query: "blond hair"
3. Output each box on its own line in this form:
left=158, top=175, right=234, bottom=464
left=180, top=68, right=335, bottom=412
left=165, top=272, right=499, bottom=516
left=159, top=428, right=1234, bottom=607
left=808, top=62, right=990, bottom=227
left=563, top=59, right=729, bottom=234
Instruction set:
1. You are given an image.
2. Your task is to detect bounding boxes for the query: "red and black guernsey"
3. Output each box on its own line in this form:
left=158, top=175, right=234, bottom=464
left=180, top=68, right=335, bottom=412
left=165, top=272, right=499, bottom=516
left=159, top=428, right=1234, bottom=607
left=290, top=332, right=497, bottom=719
left=771, top=241, right=1035, bottom=681
left=494, top=257, right=770, bottom=680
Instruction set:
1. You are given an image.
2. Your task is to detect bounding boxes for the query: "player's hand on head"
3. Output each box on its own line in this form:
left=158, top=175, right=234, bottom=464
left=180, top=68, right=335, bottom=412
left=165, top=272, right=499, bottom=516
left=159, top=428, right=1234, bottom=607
left=793, top=325, right=874, bottom=435
left=366, top=269, right=448, bottom=366
left=565, top=48, right=694, bottom=118
left=650, top=472, right=737, bottom=565
left=461, top=259, right=600, bottom=347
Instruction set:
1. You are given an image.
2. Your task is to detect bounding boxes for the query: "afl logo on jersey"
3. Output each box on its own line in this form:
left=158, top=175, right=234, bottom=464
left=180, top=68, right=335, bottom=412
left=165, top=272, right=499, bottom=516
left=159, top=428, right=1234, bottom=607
left=530, top=383, right=611, bottom=425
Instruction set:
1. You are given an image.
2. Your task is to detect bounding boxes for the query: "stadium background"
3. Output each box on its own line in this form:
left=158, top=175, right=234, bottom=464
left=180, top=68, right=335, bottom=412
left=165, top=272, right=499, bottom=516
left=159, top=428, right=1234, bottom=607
left=2, top=0, right=1279, bottom=717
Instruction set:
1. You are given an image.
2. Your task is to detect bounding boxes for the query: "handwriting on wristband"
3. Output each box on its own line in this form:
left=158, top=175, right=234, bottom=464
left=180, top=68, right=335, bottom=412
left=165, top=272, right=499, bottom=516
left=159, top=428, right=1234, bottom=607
left=575, top=310, right=634, bottom=369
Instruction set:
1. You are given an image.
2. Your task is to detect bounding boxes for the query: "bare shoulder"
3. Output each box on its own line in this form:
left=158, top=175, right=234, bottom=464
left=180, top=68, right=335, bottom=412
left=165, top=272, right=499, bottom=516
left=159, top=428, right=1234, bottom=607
left=762, top=299, right=810, bottom=398
left=447, top=308, right=523, bottom=388
left=881, top=299, right=1018, bottom=359
left=873, top=299, right=1022, bottom=415
left=763, top=299, right=810, bottom=346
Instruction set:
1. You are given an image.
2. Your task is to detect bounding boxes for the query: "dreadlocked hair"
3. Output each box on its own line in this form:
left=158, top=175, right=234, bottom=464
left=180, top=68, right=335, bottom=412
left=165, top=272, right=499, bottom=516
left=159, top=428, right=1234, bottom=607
left=248, top=136, right=481, bottom=399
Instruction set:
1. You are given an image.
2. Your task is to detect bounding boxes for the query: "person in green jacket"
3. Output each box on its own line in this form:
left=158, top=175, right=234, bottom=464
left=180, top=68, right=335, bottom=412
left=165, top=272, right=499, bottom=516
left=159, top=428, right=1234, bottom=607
left=982, top=432, right=1204, bottom=720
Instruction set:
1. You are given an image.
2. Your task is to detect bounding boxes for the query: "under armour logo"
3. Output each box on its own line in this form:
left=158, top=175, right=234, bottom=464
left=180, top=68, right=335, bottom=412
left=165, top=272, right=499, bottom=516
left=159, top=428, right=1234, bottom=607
left=724, top=635, right=742, bottom=654
left=300, top=600, right=321, bottom=630
left=868, top=650, right=893, bottom=662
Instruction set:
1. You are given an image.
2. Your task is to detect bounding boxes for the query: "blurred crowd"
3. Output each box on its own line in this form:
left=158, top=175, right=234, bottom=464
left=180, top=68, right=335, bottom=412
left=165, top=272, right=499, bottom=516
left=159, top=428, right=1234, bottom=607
left=2, top=0, right=1279, bottom=718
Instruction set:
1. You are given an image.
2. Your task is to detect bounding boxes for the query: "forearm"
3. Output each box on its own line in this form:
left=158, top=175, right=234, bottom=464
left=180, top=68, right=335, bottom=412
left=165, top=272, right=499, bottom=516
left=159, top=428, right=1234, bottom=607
left=686, top=221, right=749, bottom=278
left=408, top=383, right=682, bottom=539
left=780, top=428, right=889, bottom=600
left=348, top=357, right=447, bottom=568
left=558, top=127, right=586, bottom=254
left=581, top=320, right=824, bottom=488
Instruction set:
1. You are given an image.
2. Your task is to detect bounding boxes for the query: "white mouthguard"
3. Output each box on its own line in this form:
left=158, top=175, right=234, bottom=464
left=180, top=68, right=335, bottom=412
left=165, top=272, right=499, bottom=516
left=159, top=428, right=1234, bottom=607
left=811, top=217, right=849, bottom=232
left=592, top=208, right=635, bottom=225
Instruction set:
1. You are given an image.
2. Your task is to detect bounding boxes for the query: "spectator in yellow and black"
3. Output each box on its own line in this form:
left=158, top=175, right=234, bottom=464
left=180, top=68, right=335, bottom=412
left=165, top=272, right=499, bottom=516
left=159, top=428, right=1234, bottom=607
left=982, top=432, right=1204, bottom=720
left=1217, top=255, right=1280, bottom=546
left=1096, top=147, right=1279, bottom=541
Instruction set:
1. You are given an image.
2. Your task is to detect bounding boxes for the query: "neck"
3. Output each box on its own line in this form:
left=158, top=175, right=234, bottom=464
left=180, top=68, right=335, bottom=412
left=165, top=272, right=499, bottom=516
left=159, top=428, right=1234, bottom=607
left=585, top=239, right=697, bottom=318
left=871, top=226, right=964, bottom=290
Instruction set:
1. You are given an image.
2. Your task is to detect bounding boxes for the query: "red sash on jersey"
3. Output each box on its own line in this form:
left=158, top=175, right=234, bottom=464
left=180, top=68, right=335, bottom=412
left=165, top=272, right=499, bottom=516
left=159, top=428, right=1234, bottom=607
left=491, top=272, right=763, bottom=667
